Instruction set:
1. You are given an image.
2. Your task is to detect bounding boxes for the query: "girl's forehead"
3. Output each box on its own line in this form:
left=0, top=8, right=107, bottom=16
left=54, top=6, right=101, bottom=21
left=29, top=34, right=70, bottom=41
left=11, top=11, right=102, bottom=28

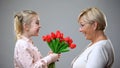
left=38, top=16, right=40, bottom=20
left=36, top=15, right=40, bottom=20
left=32, top=15, right=40, bottom=20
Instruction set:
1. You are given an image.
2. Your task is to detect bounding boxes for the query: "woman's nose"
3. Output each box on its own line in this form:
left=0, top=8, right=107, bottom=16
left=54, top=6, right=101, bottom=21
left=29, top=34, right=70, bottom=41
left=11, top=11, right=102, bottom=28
left=79, top=27, right=82, bottom=32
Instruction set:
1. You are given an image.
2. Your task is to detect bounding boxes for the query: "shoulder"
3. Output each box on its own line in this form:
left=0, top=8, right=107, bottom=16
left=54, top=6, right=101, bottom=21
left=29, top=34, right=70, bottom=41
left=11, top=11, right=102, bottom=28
left=15, top=39, right=28, bottom=49
left=90, top=40, right=113, bottom=58
left=94, top=40, right=113, bottom=51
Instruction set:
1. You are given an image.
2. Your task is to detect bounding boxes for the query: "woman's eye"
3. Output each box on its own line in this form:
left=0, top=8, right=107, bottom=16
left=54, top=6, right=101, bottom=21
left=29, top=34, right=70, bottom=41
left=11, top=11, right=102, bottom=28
left=81, top=24, right=84, bottom=27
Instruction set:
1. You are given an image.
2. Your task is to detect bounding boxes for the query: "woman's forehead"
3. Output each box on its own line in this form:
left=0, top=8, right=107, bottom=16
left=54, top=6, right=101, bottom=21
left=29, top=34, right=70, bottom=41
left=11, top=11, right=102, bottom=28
left=79, top=18, right=87, bottom=24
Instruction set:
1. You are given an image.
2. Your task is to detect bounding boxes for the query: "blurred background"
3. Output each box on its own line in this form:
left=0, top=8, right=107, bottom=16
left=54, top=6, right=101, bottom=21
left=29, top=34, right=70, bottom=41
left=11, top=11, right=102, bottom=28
left=0, top=0, right=120, bottom=68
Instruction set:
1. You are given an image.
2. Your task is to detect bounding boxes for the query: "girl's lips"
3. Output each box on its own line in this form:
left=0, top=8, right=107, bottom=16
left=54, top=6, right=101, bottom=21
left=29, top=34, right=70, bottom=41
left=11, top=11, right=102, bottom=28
left=38, top=29, right=40, bottom=32
left=36, top=29, right=40, bottom=33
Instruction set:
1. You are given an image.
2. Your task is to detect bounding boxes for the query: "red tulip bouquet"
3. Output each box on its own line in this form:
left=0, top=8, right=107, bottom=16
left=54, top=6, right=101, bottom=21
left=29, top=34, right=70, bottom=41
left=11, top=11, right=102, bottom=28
left=42, top=30, right=76, bottom=68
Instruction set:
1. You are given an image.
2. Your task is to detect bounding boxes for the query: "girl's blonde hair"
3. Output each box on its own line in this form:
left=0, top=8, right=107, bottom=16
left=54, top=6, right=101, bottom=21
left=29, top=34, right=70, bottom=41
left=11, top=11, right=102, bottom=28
left=78, top=7, right=107, bottom=31
left=14, top=10, right=37, bottom=39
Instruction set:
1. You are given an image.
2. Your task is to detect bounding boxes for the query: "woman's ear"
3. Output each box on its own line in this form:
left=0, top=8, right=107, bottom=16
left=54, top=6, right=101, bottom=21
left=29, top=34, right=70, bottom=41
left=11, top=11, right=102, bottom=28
left=93, top=21, right=98, bottom=30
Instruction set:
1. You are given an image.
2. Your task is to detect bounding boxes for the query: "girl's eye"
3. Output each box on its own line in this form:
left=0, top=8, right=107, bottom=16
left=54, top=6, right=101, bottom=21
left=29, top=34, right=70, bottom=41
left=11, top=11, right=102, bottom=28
left=36, top=20, right=39, bottom=25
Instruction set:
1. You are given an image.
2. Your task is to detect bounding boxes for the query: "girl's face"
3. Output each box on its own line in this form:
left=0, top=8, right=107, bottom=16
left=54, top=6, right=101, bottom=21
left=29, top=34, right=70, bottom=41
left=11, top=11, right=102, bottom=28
left=28, top=15, right=41, bottom=36
left=79, top=18, right=95, bottom=40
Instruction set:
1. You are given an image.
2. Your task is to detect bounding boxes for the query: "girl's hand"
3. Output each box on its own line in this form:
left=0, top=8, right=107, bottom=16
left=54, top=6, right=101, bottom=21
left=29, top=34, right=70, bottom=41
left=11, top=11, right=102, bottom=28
left=48, top=51, right=53, bottom=55
left=48, top=52, right=61, bottom=62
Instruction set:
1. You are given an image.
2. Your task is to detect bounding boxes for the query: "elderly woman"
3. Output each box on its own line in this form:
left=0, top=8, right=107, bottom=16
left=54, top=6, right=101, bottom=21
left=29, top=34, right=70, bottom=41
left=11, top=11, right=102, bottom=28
left=72, top=7, right=115, bottom=68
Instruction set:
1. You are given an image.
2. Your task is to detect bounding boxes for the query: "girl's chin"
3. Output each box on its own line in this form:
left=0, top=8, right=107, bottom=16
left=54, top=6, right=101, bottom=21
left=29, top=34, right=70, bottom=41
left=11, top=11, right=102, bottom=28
left=36, top=34, right=39, bottom=36
left=33, top=33, right=39, bottom=36
left=35, top=32, right=39, bottom=36
left=35, top=35, right=39, bottom=36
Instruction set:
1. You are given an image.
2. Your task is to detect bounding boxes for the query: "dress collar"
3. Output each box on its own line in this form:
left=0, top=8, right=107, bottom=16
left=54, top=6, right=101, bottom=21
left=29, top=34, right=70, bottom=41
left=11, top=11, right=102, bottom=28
left=21, top=35, right=33, bottom=44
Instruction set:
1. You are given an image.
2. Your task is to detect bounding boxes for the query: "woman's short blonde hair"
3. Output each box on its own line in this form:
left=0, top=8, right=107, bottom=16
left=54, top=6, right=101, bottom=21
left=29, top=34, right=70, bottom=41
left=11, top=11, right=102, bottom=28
left=78, top=7, right=107, bottom=31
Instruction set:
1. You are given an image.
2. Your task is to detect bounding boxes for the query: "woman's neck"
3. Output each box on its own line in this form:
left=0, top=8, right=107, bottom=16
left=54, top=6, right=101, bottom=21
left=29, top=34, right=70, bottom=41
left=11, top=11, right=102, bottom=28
left=91, top=31, right=107, bottom=46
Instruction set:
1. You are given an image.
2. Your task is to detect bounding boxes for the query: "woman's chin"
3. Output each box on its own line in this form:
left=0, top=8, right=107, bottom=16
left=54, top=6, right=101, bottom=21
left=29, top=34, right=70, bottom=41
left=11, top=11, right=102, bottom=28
left=85, top=37, right=88, bottom=40
left=85, top=36, right=89, bottom=40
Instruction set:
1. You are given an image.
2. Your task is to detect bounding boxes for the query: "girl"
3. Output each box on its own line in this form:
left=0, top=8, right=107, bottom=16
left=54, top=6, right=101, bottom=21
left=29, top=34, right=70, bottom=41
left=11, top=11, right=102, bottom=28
left=14, top=10, right=60, bottom=68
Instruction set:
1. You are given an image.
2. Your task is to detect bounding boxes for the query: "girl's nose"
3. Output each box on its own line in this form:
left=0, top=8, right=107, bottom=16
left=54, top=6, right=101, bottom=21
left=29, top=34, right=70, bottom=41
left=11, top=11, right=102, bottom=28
left=39, top=25, right=41, bottom=28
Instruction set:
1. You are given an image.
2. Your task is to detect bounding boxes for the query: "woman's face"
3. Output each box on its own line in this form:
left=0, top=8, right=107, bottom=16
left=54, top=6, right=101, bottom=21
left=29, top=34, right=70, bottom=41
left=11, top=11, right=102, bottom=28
left=28, top=15, right=41, bottom=36
left=79, top=18, right=94, bottom=40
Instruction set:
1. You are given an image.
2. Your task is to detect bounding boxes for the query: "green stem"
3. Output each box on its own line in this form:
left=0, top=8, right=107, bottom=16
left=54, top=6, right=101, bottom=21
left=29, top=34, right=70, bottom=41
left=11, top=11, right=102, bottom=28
left=48, top=62, right=55, bottom=68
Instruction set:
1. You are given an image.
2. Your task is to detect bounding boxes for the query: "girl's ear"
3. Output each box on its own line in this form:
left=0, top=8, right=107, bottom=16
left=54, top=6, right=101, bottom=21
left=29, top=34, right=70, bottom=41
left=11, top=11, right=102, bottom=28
left=23, top=23, right=30, bottom=31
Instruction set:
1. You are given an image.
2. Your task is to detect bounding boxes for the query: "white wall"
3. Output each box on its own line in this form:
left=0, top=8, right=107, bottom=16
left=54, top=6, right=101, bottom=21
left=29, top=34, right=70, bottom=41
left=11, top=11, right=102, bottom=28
left=0, top=0, right=120, bottom=68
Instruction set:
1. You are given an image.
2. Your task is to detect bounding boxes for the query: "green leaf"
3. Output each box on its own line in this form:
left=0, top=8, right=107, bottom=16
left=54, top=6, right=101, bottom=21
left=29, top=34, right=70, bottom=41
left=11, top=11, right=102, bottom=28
left=47, top=42, right=55, bottom=52
left=58, top=41, right=65, bottom=49
left=54, top=38, right=60, bottom=53
left=50, top=39, right=59, bottom=53
left=57, top=43, right=69, bottom=53
left=58, top=48, right=70, bottom=53
left=56, top=41, right=65, bottom=53
left=51, top=39, right=56, bottom=52
left=60, top=44, right=68, bottom=50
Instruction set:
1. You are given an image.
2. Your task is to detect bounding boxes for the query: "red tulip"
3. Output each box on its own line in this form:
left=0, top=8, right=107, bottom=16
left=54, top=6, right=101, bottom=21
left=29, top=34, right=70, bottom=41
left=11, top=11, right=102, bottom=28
left=46, top=34, right=52, bottom=42
left=68, top=38, right=73, bottom=45
left=42, top=36, right=47, bottom=41
left=42, top=30, right=76, bottom=68
left=64, top=37, right=70, bottom=43
left=60, top=33, right=64, bottom=39
left=70, top=43, right=76, bottom=49
left=51, top=32, right=56, bottom=39
left=56, top=31, right=61, bottom=38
